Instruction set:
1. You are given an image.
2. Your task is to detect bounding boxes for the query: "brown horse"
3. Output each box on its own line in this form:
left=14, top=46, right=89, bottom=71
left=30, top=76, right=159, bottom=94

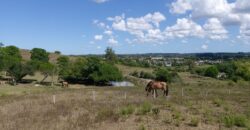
left=62, top=81, right=69, bottom=88
left=145, top=81, right=168, bottom=97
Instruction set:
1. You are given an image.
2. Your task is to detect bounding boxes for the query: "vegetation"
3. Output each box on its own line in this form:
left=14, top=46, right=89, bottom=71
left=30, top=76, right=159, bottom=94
left=105, top=47, right=118, bottom=64
left=154, top=67, right=179, bottom=83
left=204, top=66, right=219, bottom=78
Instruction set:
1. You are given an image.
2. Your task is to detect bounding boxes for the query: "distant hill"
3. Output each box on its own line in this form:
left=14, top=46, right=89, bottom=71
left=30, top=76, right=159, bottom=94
left=20, top=49, right=60, bottom=63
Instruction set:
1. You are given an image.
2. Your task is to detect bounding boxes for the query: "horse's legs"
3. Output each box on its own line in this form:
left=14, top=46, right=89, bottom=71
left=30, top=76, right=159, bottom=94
left=165, top=89, right=169, bottom=96
left=154, top=89, right=158, bottom=97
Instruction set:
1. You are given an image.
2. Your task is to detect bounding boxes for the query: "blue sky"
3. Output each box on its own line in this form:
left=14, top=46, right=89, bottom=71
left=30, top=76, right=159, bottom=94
left=0, top=0, right=250, bottom=54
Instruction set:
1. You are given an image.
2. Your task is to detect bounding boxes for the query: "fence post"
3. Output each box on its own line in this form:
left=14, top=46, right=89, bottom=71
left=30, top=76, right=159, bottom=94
left=53, top=95, right=56, bottom=104
left=182, top=88, right=184, bottom=97
left=92, top=91, right=96, bottom=101
left=153, top=89, right=156, bottom=99
left=124, top=92, right=127, bottom=100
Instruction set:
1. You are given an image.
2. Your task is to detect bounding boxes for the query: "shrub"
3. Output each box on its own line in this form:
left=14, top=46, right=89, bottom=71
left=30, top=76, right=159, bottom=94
left=221, top=115, right=247, bottom=128
left=152, top=108, right=160, bottom=116
left=137, top=102, right=152, bottom=115
left=204, top=66, right=219, bottom=78
left=154, top=67, right=179, bottom=82
left=234, top=115, right=247, bottom=127
left=139, top=71, right=155, bottom=79
left=120, top=105, right=135, bottom=116
left=189, top=117, right=199, bottom=127
left=130, top=71, right=139, bottom=77
left=90, top=62, right=123, bottom=85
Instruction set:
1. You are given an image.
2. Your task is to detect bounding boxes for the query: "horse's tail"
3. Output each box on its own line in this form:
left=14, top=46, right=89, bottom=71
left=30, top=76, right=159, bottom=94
left=162, top=82, right=169, bottom=96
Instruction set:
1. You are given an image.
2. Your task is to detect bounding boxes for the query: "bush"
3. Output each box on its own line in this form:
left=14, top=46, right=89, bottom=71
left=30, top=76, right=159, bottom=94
left=234, top=115, right=247, bottom=127
left=30, top=48, right=49, bottom=62
left=154, top=67, right=179, bottom=83
left=90, top=63, right=123, bottom=85
left=204, top=66, right=219, bottom=78
left=139, top=71, right=155, bottom=79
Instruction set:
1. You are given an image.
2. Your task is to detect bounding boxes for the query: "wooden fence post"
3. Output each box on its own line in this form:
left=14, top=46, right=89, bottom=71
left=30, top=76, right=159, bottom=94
left=53, top=95, right=56, bottom=104
left=124, top=92, right=127, bottom=100
left=153, top=89, right=156, bottom=99
left=182, top=88, right=184, bottom=97
left=92, top=91, right=96, bottom=101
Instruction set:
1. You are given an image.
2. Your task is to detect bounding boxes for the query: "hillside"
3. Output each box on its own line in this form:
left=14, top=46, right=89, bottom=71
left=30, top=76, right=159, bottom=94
left=20, top=49, right=60, bottom=63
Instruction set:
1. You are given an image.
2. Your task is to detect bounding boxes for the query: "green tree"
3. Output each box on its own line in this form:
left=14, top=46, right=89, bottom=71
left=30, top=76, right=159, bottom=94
left=57, top=56, right=70, bottom=79
left=54, top=51, right=61, bottom=54
left=89, top=63, right=123, bottom=85
left=205, top=66, right=219, bottom=78
left=105, top=47, right=117, bottom=64
left=30, top=48, right=49, bottom=62
left=7, top=62, right=34, bottom=85
left=39, top=62, right=56, bottom=83
left=154, top=68, right=172, bottom=82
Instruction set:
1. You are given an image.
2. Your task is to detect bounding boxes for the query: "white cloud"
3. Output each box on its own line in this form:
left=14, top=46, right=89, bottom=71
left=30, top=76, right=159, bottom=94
left=203, top=18, right=228, bottom=40
left=201, top=44, right=208, bottom=50
left=108, top=38, right=118, bottom=45
left=169, top=0, right=244, bottom=25
left=235, top=0, right=250, bottom=13
left=190, top=0, right=232, bottom=18
left=127, top=17, right=153, bottom=31
left=144, top=12, right=166, bottom=27
left=104, top=30, right=113, bottom=35
left=93, top=0, right=109, bottom=4
left=170, top=0, right=192, bottom=14
left=239, top=23, right=250, bottom=44
left=97, top=46, right=102, bottom=49
left=165, top=18, right=204, bottom=38
left=94, top=35, right=103, bottom=40
left=108, top=15, right=127, bottom=31
left=106, top=12, right=167, bottom=43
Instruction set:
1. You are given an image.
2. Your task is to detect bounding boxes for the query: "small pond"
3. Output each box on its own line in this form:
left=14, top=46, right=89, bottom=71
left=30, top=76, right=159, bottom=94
left=109, top=81, right=135, bottom=87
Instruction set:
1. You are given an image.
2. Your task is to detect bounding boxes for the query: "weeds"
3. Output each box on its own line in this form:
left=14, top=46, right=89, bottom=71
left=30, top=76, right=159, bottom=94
left=189, top=117, right=199, bottom=127
left=221, top=114, right=247, bottom=128
left=120, top=105, right=135, bottom=116
left=95, top=108, right=119, bottom=122
left=136, top=102, right=152, bottom=115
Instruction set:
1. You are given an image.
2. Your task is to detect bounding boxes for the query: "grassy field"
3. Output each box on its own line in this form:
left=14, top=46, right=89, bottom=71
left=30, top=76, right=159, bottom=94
left=0, top=68, right=250, bottom=130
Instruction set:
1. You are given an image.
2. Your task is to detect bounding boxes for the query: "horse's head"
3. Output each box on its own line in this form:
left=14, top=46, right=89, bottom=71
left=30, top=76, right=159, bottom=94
left=145, top=81, right=153, bottom=91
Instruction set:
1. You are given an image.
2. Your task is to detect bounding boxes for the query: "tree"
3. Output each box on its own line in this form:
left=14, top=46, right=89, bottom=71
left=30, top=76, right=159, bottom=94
left=0, top=42, right=4, bottom=47
left=1, top=46, right=22, bottom=73
left=39, top=62, right=56, bottom=83
left=105, top=47, right=117, bottom=64
left=57, top=56, right=70, bottom=79
left=154, top=68, right=172, bottom=82
left=205, top=66, right=219, bottom=78
left=7, top=62, right=34, bottom=85
left=30, top=48, right=49, bottom=62
left=54, top=51, right=61, bottom=55
left=89, top=63, right=123, bottom=85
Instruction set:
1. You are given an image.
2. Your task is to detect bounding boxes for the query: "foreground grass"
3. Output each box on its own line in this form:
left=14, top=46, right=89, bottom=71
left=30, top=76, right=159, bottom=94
left=0, top=73, right=250, bottom=130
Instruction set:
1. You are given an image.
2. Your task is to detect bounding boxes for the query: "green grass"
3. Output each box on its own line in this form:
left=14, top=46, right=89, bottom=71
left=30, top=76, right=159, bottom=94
left=221, top=114, right=248, bottom=128
left=120, top=105, right=135, bottom=116
left=136, top=102, right=152, bottom=115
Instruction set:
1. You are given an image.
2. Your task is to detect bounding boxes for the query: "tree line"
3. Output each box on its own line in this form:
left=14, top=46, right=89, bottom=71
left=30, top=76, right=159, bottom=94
left=0, top=46, right=123, bottom=85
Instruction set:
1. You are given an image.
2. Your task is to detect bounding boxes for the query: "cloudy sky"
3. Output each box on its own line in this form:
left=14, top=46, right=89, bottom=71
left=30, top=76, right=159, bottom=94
left=0, top=0, right=250, bottom=54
